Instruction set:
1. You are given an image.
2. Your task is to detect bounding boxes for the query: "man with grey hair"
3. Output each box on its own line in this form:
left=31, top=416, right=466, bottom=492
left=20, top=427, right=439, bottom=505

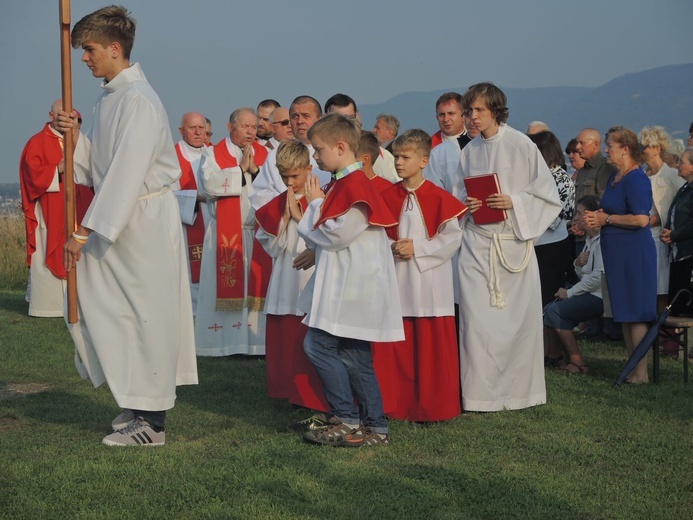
left=195, top=107, right=270, bottom=357
left=173, top=112, right=209, bottom=313
left=575, top=128, right=614, bottom=200
left=527, top=121, right=550, bottom=135
left=372, top=113, right=400, bottom=152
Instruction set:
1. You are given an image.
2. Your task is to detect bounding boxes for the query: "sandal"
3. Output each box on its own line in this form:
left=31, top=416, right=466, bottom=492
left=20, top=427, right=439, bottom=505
left=559, top=362, right=588, bottom=375
left=303, top=423, right=364, bottom=447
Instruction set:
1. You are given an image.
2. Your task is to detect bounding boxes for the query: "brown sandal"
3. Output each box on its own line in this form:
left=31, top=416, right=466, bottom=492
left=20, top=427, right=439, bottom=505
left=559, top=362, right=588, bottom=375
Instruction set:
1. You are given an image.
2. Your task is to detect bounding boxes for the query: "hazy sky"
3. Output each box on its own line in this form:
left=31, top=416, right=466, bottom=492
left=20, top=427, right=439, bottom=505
left=3, top=0, right=692, bottom=184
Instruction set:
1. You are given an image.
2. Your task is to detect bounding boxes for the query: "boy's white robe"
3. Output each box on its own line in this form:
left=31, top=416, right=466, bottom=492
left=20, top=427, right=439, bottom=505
left=297, top=200, right=404, bottom=342
left=256, top=202, right=314, bottom=316
left=69, top=63, right=198, bottom=411
left=392, top=195, right=462, bottom=317
left=457, top=124, right=561, bottom=412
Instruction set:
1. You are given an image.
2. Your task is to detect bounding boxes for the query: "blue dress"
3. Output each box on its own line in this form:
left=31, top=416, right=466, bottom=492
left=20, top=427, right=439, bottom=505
left=600, top=168, right=657, bottom=322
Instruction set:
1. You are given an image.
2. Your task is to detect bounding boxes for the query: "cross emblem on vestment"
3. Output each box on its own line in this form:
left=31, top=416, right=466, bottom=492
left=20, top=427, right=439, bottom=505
left=232, top=322, right=242, bottom=329
left=208, top=323, right=223, bottom=332
left=191, top=245, right=203, bottom=260
left=222, top=178, right=230, bottom=193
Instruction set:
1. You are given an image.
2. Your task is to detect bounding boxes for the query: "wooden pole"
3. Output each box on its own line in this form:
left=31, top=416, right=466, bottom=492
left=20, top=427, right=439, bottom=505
left=59, top=0, right=78, bottom=323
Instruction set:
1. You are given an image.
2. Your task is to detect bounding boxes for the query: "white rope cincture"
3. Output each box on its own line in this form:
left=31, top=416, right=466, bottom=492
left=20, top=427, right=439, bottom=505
left=469, top=223, right=533, bottom=309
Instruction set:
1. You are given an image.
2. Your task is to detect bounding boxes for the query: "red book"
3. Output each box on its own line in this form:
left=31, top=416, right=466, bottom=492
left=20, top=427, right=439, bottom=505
left=464, top=173, right=507, bottom=224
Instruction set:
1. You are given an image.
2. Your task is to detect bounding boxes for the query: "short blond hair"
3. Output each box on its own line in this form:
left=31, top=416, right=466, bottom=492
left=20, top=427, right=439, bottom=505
left=392, top=129, right=431, bottom=158
left=71, top=5, right=136, bottom=59
left=307, top=113, right=359, bottom=153
left=276, top=140, right=310, bottom=172
left=638, top=125, right=672, bottom=152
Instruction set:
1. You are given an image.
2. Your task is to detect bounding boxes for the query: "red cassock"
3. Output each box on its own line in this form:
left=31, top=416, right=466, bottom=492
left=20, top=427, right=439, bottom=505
left=374, top=180, right=466, bottom=422
left=255, top=191, right=329, bottom=411
left=19, top=124, right=93, bottom=279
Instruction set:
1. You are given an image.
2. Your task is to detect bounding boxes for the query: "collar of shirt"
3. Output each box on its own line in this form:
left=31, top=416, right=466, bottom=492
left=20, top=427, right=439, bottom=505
left=585, top=152, right=606, bottom=170
left=332, top=161, right=363, bottom=181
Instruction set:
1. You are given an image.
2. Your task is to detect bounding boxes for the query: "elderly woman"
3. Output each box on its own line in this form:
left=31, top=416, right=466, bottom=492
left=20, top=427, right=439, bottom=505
left=661, top=148, right=693, bottom=316
left=639, top=126, right=685, bottom=311
left=583, top=126, right=656, bottom=384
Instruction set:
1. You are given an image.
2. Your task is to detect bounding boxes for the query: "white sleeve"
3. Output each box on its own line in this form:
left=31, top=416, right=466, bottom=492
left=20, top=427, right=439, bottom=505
left=412, top=218, right=463, bottom=273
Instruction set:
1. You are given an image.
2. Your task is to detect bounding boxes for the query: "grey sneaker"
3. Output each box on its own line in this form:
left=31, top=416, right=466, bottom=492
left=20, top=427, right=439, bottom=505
left=102, top=418, right=165, bottom=447
left=111, top=409, right=135, bottom=431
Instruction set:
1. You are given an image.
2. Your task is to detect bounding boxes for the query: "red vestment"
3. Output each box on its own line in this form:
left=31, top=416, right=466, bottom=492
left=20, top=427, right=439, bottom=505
left=213, top=140, right=269, bottom=310
left=19, top=124, right=93, bottom=278
left=175, top=142, right=206, bottom=283
left=431, top=130, right=444, bottom=150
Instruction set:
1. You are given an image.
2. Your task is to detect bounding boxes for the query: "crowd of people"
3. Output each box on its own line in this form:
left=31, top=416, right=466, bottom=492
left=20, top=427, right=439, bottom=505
left=18, top=5, right=693, bottom=447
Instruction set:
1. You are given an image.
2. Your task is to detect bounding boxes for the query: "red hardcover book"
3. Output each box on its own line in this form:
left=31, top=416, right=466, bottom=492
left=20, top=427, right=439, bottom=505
left=464, top=173, right=507, bottom=224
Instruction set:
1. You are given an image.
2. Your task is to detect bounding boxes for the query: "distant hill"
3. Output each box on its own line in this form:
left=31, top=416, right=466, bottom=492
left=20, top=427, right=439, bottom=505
left=359, top=63, right=693, bottom=149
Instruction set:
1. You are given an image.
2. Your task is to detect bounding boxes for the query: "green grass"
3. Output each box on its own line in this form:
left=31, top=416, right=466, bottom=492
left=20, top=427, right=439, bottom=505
left=1, top=289, right=692, bottom=519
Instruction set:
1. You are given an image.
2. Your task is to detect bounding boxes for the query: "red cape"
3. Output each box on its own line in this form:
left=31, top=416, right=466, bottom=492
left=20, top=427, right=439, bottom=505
left=381, top=179, right=467, bottom=241
left=370, top=174, right=394, bottom=194
left=313, top=170, right=397, bottom=230
left=19, top=124, right=93, bottom=278
left=256, top=190, right=309, bottom=237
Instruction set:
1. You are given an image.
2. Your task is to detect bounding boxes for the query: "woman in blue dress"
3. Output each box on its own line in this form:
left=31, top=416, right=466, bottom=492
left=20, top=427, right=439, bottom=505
left=583, top=126, right=656, bottom=384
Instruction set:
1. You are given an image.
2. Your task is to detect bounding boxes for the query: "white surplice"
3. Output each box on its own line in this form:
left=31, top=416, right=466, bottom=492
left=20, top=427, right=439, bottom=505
left=194, top=140, right=265, bottom=355
left=69, top=63, right=198, bottom=411
left=256, top=199, right=314, bottom=316
left=297, top=199, right=404, bottom=342
left=457, top=124, right=561, bottom=412
left=393, top=187, right=462, bottom=317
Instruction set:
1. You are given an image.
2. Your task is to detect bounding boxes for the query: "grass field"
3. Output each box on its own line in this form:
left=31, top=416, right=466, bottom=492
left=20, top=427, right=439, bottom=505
left=0, top=214, right=26, bottom=291
left=1, top=289, right=692, bottom=519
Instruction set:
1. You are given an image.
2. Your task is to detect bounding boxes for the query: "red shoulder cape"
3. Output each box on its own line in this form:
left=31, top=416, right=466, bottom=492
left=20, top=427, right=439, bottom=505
left=256, top=191, right=308, bottom=237
left=19, top=124, right=66, bottom=277
left=381, top=179, right=467, bottom=240
left=370, top=174, right=394, bottom=194
left=313, top=170, right=397, bottom=230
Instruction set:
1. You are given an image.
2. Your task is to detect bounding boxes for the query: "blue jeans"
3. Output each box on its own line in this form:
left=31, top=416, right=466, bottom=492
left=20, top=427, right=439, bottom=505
left=303, top=327, right=387, bottom=434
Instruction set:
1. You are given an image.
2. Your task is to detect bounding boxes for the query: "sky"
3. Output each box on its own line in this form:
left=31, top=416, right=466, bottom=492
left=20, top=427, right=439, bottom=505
left=2, top=0, right=692, bottom=185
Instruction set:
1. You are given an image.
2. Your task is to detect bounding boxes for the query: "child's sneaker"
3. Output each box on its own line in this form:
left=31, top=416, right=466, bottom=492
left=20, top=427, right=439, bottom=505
left=303, top=423, right=364, bottom=447
left=102, top=417, right=165, bottom=447
left=363, top=428, right=389, bottom=446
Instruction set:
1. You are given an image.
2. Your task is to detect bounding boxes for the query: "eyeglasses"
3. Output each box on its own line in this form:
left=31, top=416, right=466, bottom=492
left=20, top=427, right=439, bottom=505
left=273, top=119, right=290, bottom=126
